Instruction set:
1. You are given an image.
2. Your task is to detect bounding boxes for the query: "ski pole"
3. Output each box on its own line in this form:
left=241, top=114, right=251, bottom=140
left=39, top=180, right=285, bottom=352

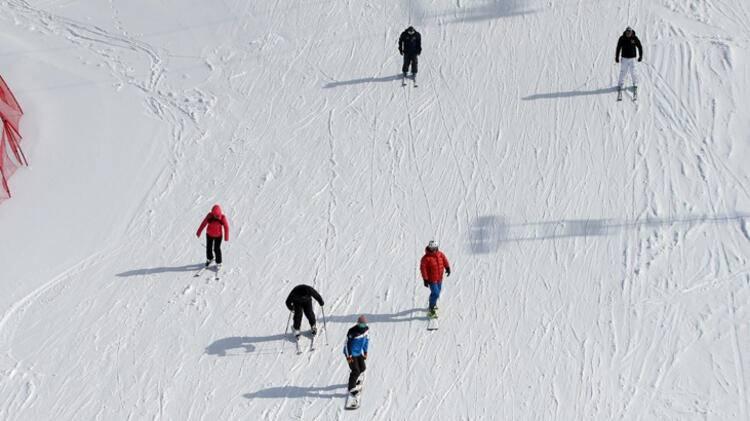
left=321, top=306, right=329, bottom=345
left=284, top=311, right=292, bottom=336
left=282, top=311, right=293, bottom=353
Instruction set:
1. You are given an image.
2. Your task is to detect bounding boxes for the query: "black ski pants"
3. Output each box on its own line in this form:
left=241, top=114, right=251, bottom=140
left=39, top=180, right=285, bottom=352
left=402, top=54, right=418, bottom=75
left=206, top=235, right=222, bottom=264
left=347, top=356, right=366, bottom=392
left=292, top=300, right=316, bottom=330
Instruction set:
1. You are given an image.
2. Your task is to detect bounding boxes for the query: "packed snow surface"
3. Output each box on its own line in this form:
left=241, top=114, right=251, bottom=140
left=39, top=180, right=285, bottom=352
left=2, top=0, right=750, bottom=419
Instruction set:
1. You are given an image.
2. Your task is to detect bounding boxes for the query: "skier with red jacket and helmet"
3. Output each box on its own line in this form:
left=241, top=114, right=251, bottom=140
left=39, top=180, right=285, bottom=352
left=420, top=240, right=451, bottom=318
left=196, top=204, right=229, bottom=269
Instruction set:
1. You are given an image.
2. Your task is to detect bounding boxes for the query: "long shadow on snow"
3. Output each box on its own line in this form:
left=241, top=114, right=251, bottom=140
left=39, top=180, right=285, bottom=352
left=243, top=384, right=348, bottom=399
left=116, top=263, right=204, bottom=277
left=326, top=308, right=428, bottom=323
left=206, top=334, right=295, bottom=356
left=323, top=74, right=402, bottom=88
left=404, top=0, right=534, bottom=25
left=447, top=0, right=536, bottom=23
left=522, top=86, right=619, bottom=100
left=467, top=213, right=750, bottom=254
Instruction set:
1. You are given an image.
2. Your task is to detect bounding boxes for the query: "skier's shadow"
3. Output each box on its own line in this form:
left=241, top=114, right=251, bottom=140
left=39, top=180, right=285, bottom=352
left=326, top=308, right=429, bottom=323
left=205, top=334, right=295, bottom=356
left=243, top=383, right=348, bottom=399
left=522, top=86, right=619, bottom=100
left=323, top=74, right=402, bottom=88
left=116, top=263, right=204, bottom=277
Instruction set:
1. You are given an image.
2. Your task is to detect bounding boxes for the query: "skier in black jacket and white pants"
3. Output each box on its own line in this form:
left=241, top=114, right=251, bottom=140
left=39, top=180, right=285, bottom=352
left=615, top=27, right=643, bottom=97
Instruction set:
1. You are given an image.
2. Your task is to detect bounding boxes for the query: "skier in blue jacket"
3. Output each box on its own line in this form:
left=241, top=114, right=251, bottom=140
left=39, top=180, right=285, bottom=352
left=343, top=315, right=369, bottom=396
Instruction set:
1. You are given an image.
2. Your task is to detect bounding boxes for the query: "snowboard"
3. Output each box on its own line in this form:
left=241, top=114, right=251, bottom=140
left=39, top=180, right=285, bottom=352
left=344, top=374, right=364, bottom=410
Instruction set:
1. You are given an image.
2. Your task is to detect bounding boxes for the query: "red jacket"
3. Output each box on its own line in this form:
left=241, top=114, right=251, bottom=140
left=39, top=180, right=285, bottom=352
left=197, top=205, right=229, bottom=240
left=420, top=248, right=450, bottom=283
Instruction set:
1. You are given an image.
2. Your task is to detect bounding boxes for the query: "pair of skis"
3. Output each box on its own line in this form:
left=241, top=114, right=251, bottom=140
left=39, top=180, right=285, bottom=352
left=193, top=264, right=221, bottom=281
left=617, top=86, right=638, bottom=102
left=294, top=330, right=317, bottom=354
left=427, top=308, right=439, bottom=330
left=402, top=73, right=418, bottom=88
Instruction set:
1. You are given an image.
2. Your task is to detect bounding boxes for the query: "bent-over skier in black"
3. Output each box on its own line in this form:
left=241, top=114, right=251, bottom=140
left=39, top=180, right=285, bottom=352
left=285, top=284, right=324, bottom=337
left=399, top=26, right=421, bottom=82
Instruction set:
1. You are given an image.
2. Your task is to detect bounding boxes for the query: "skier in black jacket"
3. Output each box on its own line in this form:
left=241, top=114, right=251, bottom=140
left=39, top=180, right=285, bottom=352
left=615, top=27, right=643, bottom=97
left=285, top=284, right=324, bottom=336
left=399, top=26, right=422, bottom=81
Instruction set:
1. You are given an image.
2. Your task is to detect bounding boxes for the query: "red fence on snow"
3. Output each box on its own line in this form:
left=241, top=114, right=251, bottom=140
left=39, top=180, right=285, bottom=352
left=0, top=76, right=26, bottom=201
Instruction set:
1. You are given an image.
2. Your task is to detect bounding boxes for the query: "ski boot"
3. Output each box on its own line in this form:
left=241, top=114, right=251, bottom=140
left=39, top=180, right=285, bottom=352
left=293, top=328, right=301, bottom=338
left=310, top=325, right=318, bottom=336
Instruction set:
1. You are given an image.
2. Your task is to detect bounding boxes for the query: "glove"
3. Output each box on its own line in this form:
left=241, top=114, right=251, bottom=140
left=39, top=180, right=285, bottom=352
left=423, top=279, right=429, bottom=287
left=615, top=58, right=620, bottom=63
left=363, top=353, right=368, bottom=360
left=446, top=267, right=451, bottom=277
left=347, top=356, right=354, bottom=364
left=399, top=49, right=403, bottom=56
left=638, top=57, right=642, bottom=62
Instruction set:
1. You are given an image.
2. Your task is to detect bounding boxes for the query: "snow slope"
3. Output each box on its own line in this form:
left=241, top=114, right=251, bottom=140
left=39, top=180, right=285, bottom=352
left=2, top=0, right=750, bottom=419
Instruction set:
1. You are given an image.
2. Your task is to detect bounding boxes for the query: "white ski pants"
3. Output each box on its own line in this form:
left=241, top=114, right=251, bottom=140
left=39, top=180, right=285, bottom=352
left=618, top=58, right=639, bottom=88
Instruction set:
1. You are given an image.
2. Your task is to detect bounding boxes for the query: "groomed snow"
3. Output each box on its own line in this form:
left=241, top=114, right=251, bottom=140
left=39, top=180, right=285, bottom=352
left=1, top=0, right=750, bottom=419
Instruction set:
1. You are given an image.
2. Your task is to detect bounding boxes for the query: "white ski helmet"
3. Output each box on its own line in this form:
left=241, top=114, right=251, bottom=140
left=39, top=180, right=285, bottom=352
left=427, top=240, right=439, bottom=250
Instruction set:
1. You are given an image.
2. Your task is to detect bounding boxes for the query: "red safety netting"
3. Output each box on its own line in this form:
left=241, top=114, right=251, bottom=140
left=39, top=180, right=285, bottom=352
left=0, top=75, right=26, bottom=201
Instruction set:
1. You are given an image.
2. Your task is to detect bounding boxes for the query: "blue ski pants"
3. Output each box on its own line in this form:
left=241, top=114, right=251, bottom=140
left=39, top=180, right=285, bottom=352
left=428, top=282, right=442, bottom=309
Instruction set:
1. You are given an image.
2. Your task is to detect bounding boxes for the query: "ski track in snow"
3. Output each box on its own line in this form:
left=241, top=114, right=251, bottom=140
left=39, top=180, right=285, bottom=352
left=1, top=0, right=750, bottom=419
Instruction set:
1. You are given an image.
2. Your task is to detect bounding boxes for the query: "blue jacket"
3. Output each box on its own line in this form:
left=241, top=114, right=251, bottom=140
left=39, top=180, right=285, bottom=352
left=343, top=325, right=369, bottom=357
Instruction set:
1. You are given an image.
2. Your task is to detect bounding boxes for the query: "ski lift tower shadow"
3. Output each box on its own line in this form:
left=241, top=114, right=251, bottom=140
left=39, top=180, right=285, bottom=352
left=401, top=0, right=534, bottom=27
left=443, top=0, right=536, bottom=24
left=467, top=213, right=750, bottom=254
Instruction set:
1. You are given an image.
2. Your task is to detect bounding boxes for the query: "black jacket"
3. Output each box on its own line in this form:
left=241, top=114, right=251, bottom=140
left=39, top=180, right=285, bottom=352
left=285, top=284, right=324, bottom=310
left=399, top=29, right=422, bottom=56
left=616, top=31, right=643, bottom=60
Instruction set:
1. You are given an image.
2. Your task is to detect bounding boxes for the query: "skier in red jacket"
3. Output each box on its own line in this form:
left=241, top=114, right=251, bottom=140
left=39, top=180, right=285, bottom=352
left=420, top=240, right=451, bottom=318
left=196, top=204, right=229, bottom=269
